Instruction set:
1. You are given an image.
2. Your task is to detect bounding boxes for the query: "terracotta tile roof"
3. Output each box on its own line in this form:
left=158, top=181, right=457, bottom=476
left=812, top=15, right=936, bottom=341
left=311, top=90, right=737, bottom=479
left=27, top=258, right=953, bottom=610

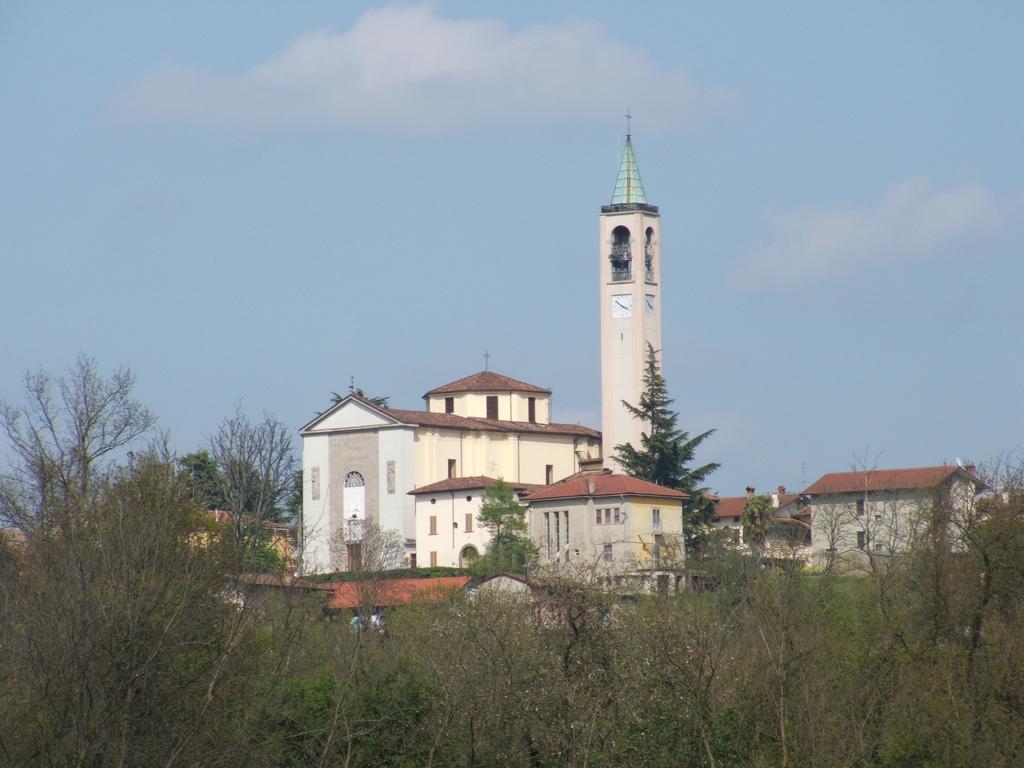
left=713, top=493, right=804, bottom=520
left=301, top=391, right=599, bottom=438
left=385, top=407, right=600, bottom=438
left=802, top=465, right=970, bottom=495
left=328, top=576, right=472, bottom=609
left=424, top=371, right=551, bottom=397
left=523, top=471, right=686, bottom=502
left=713, top=497, right=747, bottom=520
left=408, top=476, right=543, bottom=495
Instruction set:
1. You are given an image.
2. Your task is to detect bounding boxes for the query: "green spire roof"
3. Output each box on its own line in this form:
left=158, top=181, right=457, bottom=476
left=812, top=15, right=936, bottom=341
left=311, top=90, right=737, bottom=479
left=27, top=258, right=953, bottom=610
left=610, top=135, right=647, bottom=205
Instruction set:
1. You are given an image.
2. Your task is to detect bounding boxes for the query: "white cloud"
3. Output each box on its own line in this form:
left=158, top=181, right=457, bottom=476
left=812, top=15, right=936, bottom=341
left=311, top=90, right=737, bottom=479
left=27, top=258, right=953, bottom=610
left=739, top=178, right=1003, bottom=289
left=110, top=4, right=731, bottom=135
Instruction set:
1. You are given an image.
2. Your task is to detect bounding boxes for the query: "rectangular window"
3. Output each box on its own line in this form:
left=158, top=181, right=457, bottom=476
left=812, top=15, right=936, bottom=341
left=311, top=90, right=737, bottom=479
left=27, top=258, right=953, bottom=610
left=874, top=542, right=884, bottom=553
left=545, top=464, right=554, bottom=485
left=311, top=467, right=320, bottom=500
left=528, top=397, right=536, bottom=423
left=602, top=544, right=613, bottom=562
left=444, top=396, right=454, bottom=413
left=386, top=460, right=395, bottom=494
left=613, top=508, right=621, bottom=524
left=604, top=508, right=612, bottom=525
left=856, top=499, right=865, bottom=516
left=465, top=513, right=473, bottom=532
left=857, top=530, right=866, bottom=549
left=595, top=509, right=602, bottom=525
left=652, top=508, right=661, bottom=526
left=564, top=510, right=569, bottom=548
left=555, top=511, right=561, bottom=550
left=874, top=513, right=882, bottom=523
left=486, top=396, right=498, bottom=420
left=429, top=516, right=437, bottom=535
left=448, top=459, right=457, bottom=479
left=409, top=553, right=417, bottom=568
left=544, top=512, right=551, bottom=556
left=430, top=551, right=437, bottom=567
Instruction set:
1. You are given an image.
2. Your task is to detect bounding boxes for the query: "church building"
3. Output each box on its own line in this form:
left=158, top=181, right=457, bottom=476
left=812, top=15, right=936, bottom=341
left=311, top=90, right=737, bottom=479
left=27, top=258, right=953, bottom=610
left=299, top=372, right=601, bottom=573
left=299, top=127, right=668, bottom=576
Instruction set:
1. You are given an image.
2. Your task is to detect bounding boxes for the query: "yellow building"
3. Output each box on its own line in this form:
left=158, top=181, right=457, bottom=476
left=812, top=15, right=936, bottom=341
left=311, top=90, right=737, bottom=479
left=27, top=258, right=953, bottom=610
left=300, top=371, right=601, bottom=574
left=525, top=470, right=686, bottom=593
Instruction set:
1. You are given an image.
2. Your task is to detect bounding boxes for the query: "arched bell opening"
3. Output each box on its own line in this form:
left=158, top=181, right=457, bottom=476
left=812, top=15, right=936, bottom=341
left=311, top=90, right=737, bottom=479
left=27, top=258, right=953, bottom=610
left=610, top=225, right=632, bottom=281
left=644, top=226, right=655, bottom=280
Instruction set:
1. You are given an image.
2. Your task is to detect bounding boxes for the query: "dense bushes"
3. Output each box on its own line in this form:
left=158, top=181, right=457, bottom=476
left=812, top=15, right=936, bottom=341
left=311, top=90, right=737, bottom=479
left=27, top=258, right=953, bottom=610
left=2, top=458, right=1023, bottom=766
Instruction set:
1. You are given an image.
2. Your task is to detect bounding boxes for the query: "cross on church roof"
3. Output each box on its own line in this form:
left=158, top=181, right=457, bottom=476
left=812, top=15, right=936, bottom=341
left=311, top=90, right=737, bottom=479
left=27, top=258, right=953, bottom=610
left=483, top=351, right=490, bottom=371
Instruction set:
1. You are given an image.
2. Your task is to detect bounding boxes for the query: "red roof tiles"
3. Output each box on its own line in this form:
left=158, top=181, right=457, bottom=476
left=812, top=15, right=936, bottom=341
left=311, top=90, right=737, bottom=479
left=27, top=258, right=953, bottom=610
left=802, top=465, right=968, bottom=495
left=329, top=576, right=472, bottom=609
left=385, top=408, right=600, bottom=438
left=424, top=371, right=551, bottom=396
left=524, top=471, right=686, bottom=502
left=408, top=476, right=542, bottom=495
left=712, top=493, right=803, bottom=520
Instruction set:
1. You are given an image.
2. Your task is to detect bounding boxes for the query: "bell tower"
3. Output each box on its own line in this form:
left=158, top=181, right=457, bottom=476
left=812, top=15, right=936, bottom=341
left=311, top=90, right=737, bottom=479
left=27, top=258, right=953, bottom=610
left=600, top=127, right=662, bottom=467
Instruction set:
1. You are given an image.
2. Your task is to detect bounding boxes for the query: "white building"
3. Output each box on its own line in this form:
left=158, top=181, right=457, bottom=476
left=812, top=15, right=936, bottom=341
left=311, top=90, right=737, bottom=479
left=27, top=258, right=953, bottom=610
left=299, top=373, right=601, bottom=574
left=804, top=465, right=981, bottom=571
left=409, top=476, right=540, bottom=569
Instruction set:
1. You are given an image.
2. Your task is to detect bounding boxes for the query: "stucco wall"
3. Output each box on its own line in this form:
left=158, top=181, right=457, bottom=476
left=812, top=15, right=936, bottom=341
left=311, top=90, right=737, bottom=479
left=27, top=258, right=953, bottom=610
left=328, top=430, right=379, bottom=571
left=414, top=490, right=495, bottom=568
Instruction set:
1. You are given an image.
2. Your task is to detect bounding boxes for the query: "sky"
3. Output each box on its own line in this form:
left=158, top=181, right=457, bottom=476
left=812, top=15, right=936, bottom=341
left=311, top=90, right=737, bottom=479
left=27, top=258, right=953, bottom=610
left=2, top=1, right=1022, bottom=496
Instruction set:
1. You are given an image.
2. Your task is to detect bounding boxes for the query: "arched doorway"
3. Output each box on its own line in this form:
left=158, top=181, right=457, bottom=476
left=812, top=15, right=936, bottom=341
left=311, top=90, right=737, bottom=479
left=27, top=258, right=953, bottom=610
left=459, top=545, right=479, bottom=568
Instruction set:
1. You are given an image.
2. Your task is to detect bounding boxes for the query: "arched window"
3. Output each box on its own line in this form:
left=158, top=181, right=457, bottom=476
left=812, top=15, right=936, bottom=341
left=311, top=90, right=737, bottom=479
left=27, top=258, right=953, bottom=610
left=343, top=471, right=365, bottom=520
left=610, top=226, right=632, bottom=281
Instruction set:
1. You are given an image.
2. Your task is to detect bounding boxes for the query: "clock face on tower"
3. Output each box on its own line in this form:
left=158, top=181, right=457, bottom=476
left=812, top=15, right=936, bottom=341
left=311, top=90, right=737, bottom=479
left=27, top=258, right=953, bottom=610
left=611, top=294, right=633, bottom=318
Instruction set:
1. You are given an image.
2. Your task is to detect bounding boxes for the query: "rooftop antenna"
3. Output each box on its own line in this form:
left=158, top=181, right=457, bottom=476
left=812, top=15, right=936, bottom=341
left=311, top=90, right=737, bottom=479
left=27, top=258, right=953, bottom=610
left=349, top=375, right=355, bottom=393
left=483, top=351, right=490, bottom=371
left=801, top=461, right=807, bottom=488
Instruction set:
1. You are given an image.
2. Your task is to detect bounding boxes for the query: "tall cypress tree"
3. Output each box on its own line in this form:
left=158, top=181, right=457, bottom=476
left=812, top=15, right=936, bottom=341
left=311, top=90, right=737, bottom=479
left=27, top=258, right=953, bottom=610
left=613, top=344, right=719, bottom=534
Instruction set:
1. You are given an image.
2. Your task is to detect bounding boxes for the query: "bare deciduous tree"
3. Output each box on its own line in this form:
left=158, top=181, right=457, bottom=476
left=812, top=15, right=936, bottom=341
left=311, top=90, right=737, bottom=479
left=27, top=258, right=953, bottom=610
left=0, top=355, right=156, bottom=532
left=209, top=406, right=296, bottom=548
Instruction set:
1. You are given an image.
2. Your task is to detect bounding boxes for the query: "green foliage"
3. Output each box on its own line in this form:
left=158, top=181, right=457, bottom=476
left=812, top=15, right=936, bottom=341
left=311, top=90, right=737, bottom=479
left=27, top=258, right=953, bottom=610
left=741, top=493, right=773, bottom=550
left=330, top=387, right=390, bottom=409
left=177, top=449, right=227, bottom=509
left=303, top=566, right=469, bottom=583
left=474, top=478, right=536, bottom=575
left=613, top=343, right=720, bottom=534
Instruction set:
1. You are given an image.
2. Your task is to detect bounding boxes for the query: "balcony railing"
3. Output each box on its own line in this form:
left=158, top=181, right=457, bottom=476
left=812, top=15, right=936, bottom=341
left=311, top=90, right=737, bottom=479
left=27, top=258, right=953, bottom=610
left=343, top=519, right=365, bottom=543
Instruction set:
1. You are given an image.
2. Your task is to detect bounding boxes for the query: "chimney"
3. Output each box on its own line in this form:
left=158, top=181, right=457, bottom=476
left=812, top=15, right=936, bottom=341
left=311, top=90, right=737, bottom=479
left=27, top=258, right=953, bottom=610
left=745, top=486, right=755, bottom=497
left=587, top=478, right=596, bottom=496
left=777, top=485, right=786, bottom=495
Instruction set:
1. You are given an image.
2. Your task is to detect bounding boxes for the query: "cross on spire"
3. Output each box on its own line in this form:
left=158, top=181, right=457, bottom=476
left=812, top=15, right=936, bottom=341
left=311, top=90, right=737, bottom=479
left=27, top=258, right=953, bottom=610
left=483, top=351, right=491, bottom=371
left=625, top=108, right=632, bottom=136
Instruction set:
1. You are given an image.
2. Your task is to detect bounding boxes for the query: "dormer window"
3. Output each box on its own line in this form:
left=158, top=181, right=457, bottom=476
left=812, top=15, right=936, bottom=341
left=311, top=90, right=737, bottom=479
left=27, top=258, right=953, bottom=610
left=444, top=396, right=454, bottom=414
left=528, top=397, right=536, bottom=423
left=486, top=396, right=498, bottom=420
